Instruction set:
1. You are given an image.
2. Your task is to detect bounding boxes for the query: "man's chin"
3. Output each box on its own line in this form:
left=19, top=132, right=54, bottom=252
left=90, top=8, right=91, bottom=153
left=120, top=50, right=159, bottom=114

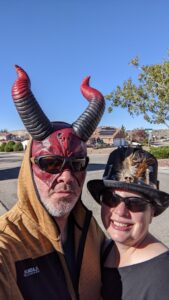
left=40, top=197, right=78, bottom=217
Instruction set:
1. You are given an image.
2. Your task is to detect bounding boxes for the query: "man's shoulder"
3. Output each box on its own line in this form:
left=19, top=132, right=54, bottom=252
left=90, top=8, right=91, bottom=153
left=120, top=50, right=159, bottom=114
left=0, top=204, right=21, bottom=233
left=0, top=205, right=24, bottom=257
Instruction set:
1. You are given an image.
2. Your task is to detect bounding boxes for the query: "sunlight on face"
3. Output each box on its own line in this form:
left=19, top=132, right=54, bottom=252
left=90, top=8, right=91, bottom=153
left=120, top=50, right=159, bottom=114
left=33, top=169, right=86, bottom=218
left=101, top=190, right=154, bottom=247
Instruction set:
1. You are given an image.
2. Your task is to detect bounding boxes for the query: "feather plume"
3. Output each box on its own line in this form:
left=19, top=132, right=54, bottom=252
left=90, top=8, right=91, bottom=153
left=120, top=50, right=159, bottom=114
left=118, top=151, right=155, bottom=183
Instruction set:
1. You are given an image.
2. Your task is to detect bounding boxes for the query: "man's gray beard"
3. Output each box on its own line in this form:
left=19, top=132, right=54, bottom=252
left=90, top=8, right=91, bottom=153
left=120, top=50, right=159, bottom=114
left=39, top=196, right=77, bottom=217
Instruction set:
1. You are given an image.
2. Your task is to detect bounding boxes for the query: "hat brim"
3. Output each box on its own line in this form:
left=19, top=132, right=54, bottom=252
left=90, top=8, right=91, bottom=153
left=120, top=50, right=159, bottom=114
left=87, top=179, right=169, bottom=216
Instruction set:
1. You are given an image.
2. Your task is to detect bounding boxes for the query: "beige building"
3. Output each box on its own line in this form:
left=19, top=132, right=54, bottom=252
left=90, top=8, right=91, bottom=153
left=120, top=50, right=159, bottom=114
left=88, top=126, right=127, bottom=146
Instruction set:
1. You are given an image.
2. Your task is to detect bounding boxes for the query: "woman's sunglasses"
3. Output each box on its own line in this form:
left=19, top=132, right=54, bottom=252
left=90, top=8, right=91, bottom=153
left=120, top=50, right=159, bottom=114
left=100, top=189, right=150, bottom=212
left=30, top=155, right=89, bottom=174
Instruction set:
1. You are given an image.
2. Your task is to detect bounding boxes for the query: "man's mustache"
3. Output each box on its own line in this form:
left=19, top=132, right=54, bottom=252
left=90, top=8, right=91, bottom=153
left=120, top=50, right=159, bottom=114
left=49, top=182, right=75, bottom=193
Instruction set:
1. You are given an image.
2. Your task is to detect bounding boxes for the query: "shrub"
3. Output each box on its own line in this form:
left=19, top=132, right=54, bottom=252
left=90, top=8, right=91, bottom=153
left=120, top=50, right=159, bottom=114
left=149, top=146, right=169, bottom=159
left=0, top=142, right=7, bottom=151
left=7, top=141, right=15, bottom=147
left=13, top=142, right=23, bottom=151
left=4, top=141, right=15, bottom=152
left=141, top=138, right=148, bottom=146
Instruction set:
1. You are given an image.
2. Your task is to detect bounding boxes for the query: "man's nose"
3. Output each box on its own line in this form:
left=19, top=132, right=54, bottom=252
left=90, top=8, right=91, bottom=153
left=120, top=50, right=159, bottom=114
left=57, top=168, right=75, bottom=184
left=114, top=201, right=129, bottom=217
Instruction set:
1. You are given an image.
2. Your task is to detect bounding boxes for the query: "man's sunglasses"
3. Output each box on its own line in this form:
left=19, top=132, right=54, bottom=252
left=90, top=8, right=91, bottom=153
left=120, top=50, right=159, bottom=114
left=100, top=189, right=150, bottom=212
left=30, top=155, right=89, bottom=174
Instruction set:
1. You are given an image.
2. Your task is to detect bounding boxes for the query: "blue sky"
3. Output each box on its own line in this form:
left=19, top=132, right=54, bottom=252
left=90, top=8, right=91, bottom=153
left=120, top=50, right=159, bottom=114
left=0, top=0, right=169, bottom=131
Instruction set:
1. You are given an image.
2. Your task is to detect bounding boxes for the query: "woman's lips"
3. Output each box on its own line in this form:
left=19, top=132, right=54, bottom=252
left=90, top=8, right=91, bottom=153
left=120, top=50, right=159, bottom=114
left=111, top=220, right=132, bottom=231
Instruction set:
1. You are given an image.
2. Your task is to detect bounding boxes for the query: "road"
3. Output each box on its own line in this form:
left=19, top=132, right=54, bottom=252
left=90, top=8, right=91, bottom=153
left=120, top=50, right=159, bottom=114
left=0, top=152, right=169, bottom=246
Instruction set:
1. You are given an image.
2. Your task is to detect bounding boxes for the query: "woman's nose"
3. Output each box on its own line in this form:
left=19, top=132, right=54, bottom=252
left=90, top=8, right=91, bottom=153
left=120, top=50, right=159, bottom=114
left=114, top=201, right=129, bottom=217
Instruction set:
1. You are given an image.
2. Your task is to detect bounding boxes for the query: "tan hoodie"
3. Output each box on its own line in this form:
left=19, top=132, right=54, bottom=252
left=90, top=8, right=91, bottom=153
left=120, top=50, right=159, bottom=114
left=0, top=142, right=105, bottom=300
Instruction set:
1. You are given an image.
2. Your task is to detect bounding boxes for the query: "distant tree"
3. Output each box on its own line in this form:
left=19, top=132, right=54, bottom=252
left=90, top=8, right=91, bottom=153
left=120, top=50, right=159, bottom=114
left=121, top=125, right=126, bottom=136
left=131, top=129, right=147, bottom=143
left=106, top=52, right=169, bottom=128
left=0, top=129, right=8, bottom=133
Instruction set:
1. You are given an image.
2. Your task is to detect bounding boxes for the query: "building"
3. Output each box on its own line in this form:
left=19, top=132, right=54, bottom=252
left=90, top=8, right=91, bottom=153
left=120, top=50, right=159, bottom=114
left=127, top=129, right=147, bottom=143
left=0, top=132, right=16, bottom=142
left=88, top=126, right=127, bottom=146
left=152, top=129, right=169, bottom=140
left=112, top=128, right=127, bottom=146
left=127, top=128, right=169, bottom=142
left=0, top=130, right=30, bottom=147
left=10, top=130, right=29, bottom=141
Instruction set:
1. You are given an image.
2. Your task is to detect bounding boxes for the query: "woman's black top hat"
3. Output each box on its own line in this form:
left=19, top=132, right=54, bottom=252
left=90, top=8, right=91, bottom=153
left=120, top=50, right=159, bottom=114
left=87, top=146, right=169, bottom=216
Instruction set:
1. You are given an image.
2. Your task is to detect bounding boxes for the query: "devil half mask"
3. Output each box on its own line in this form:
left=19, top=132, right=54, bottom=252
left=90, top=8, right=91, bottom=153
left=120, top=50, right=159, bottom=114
left=11, top=65, right=105, bottom=183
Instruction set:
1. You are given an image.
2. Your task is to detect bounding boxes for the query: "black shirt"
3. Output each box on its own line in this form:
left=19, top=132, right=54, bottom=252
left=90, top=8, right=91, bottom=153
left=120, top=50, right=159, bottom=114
left=102, top=250, right=169, bottom=300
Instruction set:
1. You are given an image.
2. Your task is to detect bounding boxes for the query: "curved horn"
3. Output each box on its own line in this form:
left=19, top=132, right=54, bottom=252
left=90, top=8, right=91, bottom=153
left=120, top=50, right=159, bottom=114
left=12, top=65, right=53, bottom=140
left=72, top=76, right=105, bottom=141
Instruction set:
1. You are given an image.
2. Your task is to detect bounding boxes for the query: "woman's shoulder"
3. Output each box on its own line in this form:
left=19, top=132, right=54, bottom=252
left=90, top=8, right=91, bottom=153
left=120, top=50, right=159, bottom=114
left=139, top=251, right=169, bottom=297
left=149, top=249, right=169, bottom=268
left=121, top=249, right=169, bottom=273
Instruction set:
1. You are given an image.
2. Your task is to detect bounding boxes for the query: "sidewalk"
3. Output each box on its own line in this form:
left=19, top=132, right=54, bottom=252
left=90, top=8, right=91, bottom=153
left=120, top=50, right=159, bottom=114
left=158, top=158, right=169, bottom=168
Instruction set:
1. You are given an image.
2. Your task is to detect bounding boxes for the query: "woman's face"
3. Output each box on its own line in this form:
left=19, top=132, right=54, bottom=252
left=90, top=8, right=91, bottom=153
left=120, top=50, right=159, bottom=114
left=101, top=190, right=154, bottom=248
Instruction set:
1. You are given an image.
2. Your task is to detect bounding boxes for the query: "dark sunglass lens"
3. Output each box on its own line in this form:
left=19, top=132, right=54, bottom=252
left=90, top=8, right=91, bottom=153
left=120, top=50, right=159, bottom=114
left=101, top=190, right=118, bottom=207
left=37, top=156, right=88, bottom=174
left=126, top=198, right=148, bottom=212
left=71, top=158, right=87, bottom=171
left=101, top=191, right=149, bottom=212
left=40, top=157, right=63, bottom=173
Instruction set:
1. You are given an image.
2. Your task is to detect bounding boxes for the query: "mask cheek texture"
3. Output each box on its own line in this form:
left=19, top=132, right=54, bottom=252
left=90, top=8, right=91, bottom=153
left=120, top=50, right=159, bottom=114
left=32, top=164, right=56, bottom=187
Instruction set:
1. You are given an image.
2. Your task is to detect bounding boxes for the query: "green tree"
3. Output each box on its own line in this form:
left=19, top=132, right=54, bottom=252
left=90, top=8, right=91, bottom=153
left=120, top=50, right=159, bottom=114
left=106, top=53, right=169, bottom=128
left=121, top=125, right=126, bottom=136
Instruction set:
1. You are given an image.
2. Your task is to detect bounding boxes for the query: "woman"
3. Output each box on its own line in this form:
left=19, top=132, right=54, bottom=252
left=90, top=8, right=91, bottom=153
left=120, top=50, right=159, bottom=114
left=87, top=146, right=169, bottom=300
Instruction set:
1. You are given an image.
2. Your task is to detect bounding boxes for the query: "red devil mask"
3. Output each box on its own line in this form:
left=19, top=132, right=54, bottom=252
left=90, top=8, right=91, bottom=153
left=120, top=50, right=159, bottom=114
left=31, top=126, right=88, bottom=184
left=11, top=65, right=105, bottom=184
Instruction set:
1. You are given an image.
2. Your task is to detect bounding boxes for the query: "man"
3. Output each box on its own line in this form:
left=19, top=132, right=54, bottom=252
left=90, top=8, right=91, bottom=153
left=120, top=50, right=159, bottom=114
left=0, top=65, right=105, bottom=300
